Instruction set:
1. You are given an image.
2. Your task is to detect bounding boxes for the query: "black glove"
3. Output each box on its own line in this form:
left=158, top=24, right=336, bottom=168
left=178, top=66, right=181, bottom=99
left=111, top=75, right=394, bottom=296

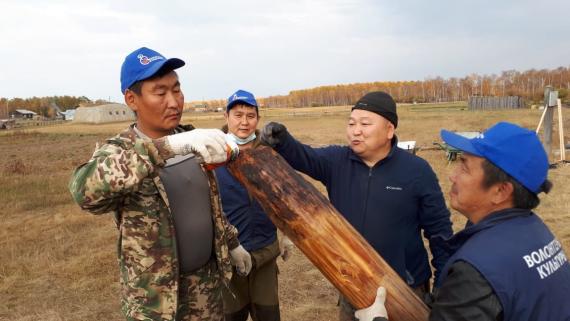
left=260, top=122, right=288, bottom=147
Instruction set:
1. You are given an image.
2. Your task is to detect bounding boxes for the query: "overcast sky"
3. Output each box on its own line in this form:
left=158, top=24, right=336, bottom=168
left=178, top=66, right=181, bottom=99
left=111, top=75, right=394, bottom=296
left=1, top=0, right=569, bottom=103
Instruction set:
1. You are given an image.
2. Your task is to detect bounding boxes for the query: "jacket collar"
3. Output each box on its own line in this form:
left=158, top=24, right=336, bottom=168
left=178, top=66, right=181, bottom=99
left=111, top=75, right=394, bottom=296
left=435, top=208, right=533, bottom=254
left=119, top=123, right=194, bottom=142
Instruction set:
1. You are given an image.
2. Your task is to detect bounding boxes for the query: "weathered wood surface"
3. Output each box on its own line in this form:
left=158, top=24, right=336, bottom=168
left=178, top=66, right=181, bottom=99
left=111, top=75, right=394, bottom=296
left=227, top=146, right=429, bottom=321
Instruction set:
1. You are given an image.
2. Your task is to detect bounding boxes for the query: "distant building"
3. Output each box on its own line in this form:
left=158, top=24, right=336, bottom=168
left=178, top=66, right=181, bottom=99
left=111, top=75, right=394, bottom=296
left=190, top=103, right=211, bottom=112
left=11, top=109, right=37, bottom=119
left=59, top=109, right=76, bottom=121
left=73, top=104, right=135, bottom=124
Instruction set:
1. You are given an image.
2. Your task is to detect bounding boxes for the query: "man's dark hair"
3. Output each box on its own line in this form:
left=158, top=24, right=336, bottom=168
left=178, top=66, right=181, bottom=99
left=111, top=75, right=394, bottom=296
left=481, top=159, right=552, bottom=210
left=128, top=80, right=144, bottom=96
left=127, top=68, right=177, bottom=96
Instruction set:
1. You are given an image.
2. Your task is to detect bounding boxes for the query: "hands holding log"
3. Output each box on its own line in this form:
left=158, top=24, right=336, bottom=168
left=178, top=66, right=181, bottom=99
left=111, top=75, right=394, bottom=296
left=226, top=134, right=429, bottom=321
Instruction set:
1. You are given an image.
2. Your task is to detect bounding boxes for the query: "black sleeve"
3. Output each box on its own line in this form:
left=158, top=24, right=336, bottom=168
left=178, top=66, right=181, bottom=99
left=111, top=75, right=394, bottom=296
left=416, top=163, right=453, bottom=280
left=275, top=130, right=340, bottom=185
left=429, top=261, right=503, bottom=321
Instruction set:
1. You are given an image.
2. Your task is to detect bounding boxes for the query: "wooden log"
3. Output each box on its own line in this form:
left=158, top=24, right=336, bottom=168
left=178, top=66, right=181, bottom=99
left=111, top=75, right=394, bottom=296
left=227, top=146, right=429, bottom=321
left=536, top=105, right=548, bottom=134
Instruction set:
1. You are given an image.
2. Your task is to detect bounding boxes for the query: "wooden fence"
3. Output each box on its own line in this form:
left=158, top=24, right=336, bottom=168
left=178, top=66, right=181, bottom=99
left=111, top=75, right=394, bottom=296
left=468, top=96, right=525, bottom=110
left=0, top=119, right=67, bottom=130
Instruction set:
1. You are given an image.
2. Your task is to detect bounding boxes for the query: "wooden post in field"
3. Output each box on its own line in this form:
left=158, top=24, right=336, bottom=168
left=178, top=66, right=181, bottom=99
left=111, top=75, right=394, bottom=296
left=227, top=146, right=429, bottom=321
left=558, top=99, right=566, bottom=161
left=542, top=87, right=556, bottom=159
left=536, top=107, right=548, bottom=134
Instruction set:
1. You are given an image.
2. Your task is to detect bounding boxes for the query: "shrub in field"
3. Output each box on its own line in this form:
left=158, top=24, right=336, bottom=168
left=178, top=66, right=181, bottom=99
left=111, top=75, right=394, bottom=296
left=3, top=159, right=30, bottom=175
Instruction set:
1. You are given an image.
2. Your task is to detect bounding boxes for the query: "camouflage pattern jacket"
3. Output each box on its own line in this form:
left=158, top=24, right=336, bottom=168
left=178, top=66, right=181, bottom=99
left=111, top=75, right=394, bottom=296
left=69, top=124, right=239, bottom=321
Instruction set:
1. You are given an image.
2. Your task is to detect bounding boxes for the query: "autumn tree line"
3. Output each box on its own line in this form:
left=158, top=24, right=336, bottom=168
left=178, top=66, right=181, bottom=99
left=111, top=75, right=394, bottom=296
left=2, top=66, right=569, bottom=118
left=194, top=66, right=570, bottom=109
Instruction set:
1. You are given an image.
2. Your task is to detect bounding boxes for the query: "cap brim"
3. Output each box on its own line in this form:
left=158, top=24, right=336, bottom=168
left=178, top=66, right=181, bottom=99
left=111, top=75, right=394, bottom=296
left=440, top=129, right=482, bottom=156
left=227, top=100, right=257, bottom=111
left=139, top=58, right=185, bottom=82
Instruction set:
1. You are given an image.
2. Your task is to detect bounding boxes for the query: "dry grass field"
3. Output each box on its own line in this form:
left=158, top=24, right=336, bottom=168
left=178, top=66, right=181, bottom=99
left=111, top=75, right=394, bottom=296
left=1, top=103, right=569, bottom=321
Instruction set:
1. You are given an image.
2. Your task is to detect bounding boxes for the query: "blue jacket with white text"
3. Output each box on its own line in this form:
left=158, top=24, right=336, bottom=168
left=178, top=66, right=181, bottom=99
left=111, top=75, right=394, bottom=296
left=437, top=208, right=570, bottom=321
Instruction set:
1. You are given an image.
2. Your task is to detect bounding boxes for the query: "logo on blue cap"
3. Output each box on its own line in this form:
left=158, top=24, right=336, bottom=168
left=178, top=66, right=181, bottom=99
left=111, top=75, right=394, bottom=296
left=137, top=53, right=164, bottom=65
left=226, top=89, right=258, bottom=111
left=120, top=47, right=185, bottom=94
left=441, top=122, right=549, bottom=193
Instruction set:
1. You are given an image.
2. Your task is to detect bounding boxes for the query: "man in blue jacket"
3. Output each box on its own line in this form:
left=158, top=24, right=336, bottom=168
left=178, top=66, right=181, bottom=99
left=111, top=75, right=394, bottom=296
left=261, top=91, right=453, bottom=320
left=356, top=122, right=570, bottom=321
left=216, top=90, right=293, bottom=321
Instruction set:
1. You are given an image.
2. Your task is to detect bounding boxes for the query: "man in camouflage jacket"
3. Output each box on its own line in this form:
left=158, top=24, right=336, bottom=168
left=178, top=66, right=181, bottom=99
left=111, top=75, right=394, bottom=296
left=69, top=47, right=252, bottom=321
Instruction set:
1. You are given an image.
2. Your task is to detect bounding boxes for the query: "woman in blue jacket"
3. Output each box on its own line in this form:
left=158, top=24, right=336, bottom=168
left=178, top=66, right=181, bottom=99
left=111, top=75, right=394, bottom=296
left=261, top=91, right=453, bottom=320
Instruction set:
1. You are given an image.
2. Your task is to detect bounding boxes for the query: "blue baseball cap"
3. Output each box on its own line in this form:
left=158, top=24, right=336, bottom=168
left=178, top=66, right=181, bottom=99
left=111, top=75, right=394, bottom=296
left=441, top=122, right=548, bottom=194
left=226, top=89, right=258, bottom=112
left=120, top=47, right=185, bottom=94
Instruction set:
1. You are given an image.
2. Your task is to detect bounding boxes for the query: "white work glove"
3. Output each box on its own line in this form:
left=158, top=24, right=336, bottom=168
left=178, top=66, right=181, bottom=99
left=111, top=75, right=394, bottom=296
left=230, top=245, right=252, bottom=276
left=355, top=287, right=388, bottom=321
left=279, top=236, right=294, bottom=261
left=166, top=129, right=228, bottom=164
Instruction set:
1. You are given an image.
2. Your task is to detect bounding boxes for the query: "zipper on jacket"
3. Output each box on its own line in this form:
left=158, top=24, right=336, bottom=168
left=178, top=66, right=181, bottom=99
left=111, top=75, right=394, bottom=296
left=360, top=167, right=373, bottom=230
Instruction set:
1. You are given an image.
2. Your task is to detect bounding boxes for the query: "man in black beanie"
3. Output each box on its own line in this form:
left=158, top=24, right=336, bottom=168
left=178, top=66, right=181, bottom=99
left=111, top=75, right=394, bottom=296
left=352, top=91, right=398, bottom=127
left=261, top=91, right=452, bottom=321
